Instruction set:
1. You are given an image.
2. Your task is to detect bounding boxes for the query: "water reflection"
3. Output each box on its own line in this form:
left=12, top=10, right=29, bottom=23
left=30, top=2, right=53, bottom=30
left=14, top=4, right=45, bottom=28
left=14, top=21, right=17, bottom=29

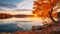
left=0, top=17, right=43, bottom=32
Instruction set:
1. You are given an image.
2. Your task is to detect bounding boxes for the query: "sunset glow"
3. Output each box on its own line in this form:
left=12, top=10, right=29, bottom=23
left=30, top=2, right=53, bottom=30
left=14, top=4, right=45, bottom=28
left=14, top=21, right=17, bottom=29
left=33, top=14, right=38, bottom=18
left=0, top=0, right=60, bottom=33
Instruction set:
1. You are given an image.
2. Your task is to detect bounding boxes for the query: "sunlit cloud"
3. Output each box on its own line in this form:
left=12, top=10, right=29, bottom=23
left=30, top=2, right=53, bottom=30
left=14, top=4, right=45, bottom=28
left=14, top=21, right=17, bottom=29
left=0, top=0, right=34, bottom=15
left=16, top=0, right=34, bottom=9
left=0, top=0, right=34, bottom=11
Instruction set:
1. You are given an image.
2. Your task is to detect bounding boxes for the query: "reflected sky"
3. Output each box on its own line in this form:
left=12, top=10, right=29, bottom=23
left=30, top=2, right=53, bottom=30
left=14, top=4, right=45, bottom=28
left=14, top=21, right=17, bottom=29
left=0, top=17, right=43, bottom=32
left=0, top=17, right=43, bottom=25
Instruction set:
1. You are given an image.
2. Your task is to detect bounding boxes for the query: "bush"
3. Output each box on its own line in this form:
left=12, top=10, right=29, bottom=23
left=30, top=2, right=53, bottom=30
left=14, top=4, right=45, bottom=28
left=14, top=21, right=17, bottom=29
left=58, top=12, right=60, bottom=18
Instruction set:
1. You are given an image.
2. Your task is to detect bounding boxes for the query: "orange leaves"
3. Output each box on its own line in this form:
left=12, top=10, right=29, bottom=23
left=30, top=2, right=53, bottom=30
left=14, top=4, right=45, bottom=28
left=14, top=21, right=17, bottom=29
left=52, top=13, right=57, bottom=18
left=32, top=0, right=57, bottom=19
left=51, top=0, right=57, bottom=6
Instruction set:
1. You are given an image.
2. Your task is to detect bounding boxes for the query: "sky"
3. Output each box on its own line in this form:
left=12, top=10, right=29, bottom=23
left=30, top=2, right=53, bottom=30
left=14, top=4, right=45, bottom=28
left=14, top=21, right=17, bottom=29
left=0, top=0, right=34, bottom=11
left=0, top=0, right=59, bottom=15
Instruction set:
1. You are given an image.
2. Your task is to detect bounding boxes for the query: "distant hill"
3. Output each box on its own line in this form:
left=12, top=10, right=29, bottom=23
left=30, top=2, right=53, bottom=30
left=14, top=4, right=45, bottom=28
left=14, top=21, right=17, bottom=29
left=0, top=13, right=13, bottom=19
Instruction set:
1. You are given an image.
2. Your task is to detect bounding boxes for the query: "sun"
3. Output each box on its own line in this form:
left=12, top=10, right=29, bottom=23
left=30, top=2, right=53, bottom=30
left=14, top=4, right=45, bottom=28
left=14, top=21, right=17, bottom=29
left=33, top=14, right=38, bottom=18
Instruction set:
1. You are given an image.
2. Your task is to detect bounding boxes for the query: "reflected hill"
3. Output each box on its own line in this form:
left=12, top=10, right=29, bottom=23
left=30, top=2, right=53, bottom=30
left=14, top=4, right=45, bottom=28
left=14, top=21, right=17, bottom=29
left=13, top=14, right=34, bottom=18
left=0, top=12, right=59, bottom=19
left=0, top=13, right=34, bottom=19
left=0, top=13, right=32, bottom=19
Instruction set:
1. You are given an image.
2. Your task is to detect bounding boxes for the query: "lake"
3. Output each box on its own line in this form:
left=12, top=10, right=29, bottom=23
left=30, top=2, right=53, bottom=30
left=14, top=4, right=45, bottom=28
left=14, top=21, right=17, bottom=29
left=0, top=17, right=43, bottom=32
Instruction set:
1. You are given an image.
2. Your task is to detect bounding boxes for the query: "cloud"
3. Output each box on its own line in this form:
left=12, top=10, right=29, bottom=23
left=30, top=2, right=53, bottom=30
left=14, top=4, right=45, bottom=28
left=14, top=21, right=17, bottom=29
left=0, top=0, right=34, bottom=11
left=0, top=0, right=23, bottom=10
left=0, top=2, right=16, bottom=8
left=16, top=0, right=34, bottom=9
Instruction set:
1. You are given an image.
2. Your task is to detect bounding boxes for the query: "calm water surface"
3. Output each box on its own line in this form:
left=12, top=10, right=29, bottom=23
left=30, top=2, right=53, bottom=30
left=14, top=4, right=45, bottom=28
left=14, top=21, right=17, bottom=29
left=0, top=17, right=43, bottom=32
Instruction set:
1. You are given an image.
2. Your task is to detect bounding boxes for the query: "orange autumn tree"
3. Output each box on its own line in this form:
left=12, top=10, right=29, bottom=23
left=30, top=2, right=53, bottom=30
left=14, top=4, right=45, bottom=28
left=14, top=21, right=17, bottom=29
left=32, top=0, right=57, bottom=19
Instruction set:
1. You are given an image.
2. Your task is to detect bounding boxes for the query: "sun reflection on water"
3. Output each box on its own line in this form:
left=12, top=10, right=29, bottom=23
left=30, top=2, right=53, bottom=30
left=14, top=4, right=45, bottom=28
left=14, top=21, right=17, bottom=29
left=33, top=14, right=38, bottom=18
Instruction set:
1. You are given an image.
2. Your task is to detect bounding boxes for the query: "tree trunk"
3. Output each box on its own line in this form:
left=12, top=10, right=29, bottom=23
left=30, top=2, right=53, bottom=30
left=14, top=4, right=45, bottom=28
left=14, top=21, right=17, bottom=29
left=49, top=8, right=57, bottom=25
